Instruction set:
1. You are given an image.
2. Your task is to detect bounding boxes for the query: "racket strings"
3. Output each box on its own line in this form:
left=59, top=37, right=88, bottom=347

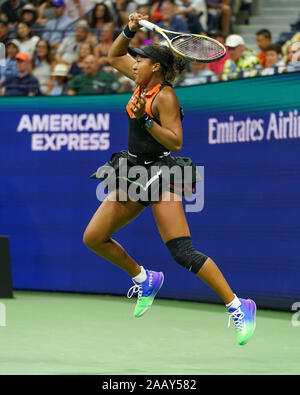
left=172, top=36, right=225, bottom=61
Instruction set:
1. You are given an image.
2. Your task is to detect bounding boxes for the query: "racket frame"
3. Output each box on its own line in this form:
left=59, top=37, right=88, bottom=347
left=138, top=19, right=226, bottom=63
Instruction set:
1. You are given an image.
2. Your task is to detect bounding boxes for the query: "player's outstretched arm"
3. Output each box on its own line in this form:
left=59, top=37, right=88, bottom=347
left=108, top=13, right=146, bottom=81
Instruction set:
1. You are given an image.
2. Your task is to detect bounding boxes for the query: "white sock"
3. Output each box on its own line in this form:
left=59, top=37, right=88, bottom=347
left=226, top=294, right=241, bottom=310
left=132, top=266, right=147, bottom=283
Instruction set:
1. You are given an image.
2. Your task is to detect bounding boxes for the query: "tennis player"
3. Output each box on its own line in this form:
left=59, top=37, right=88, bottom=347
left=83, top=13, right=256, bottom=346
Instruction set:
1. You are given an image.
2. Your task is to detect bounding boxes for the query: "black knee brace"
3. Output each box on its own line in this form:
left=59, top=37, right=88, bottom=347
left=166, top=236, right=208, bottom=274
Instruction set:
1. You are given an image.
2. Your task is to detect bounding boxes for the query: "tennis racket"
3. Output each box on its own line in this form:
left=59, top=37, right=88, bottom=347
left=138, top=19, right=226, bottom=63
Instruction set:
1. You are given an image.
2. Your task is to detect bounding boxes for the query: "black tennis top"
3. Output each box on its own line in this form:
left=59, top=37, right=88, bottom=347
left=126, top=82, right=178, bottom=154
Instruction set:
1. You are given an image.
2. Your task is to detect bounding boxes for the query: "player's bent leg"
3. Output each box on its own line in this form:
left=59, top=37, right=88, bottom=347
left=152, top=191, right=256, bottom=345
left=83, top=189, right=145, bottom=277
left=83, top=189, right=163, bottom=318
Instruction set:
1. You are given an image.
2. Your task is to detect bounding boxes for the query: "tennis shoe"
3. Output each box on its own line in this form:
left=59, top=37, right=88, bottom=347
left=227, top=298, right=256, bottom=345
left=127, top=270, right=164, bottom=318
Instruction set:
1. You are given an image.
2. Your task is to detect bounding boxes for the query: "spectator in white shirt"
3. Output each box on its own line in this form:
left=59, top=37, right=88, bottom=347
left=42, top=0, right=75, bottom=51
left=55, top=19, right=90, bottom=64
left=15, top=21, right=40, bottom=58
left=32, top=39, right=53, bottom=94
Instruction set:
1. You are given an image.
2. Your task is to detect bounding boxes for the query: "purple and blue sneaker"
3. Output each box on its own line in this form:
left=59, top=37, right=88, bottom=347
left=127, top=269, right=164, bottom=318
left=228, top=298, right=256, bottom=345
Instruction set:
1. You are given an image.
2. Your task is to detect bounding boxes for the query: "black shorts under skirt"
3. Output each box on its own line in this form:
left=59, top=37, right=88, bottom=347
left=90, top=150, right=201, bottom=207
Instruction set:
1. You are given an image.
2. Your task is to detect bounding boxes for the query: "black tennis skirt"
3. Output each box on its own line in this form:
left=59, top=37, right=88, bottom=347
left=90, top=150, right=201, bottom=206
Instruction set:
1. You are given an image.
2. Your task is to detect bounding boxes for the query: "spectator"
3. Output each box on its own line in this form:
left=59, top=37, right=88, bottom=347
left=15, top=22, right=40, bottom=58
left=0, top=15, right=13, bottom=44
left=42, top=0, right=75, bottom=51
left=20, top=3, right=38, bottom=27
left=69, top=40, right=94, bottom=76
left=222, top=34, right=262, bottom=80
left=46, top=62, right=70, bottom=95
left=282, top=32, right=300, bottom=63
left=90, top=2, right=113, bottom=33
left=207, top=29, right=230, bottom=76
left=37, top=0, right=55, bottom=25
left=64, top=0, right=94, bottom=20
left=286, top=42, right=300, bottom=73
left=150, top=0, right=163, bottom=23
left=1, top=52, right=40, bottom=96
left=180, top=61, right=218, bottom=85
left=175, top=0, right=207, bottom=33
left=95, top=22, right=115, bottom=69
left=206, top=0, right=231, bottom=37
left=106, top=0, right=136, bottom=28
left=67, top=54, right=120, bottom=95
left=0, top=38, right=19, bottom=82
left=1, top=0, right=26, bottom=26
left=256, top=28, right=272, bottom=68
left=157, top=1, right=188, bottom=41
left=260, top=43, right=285, bottom=76
left=136, top=3, right=151, bottom=18
left=32, top=39, right=53, bottom=94
left=55, top=19, right=90, bottom=64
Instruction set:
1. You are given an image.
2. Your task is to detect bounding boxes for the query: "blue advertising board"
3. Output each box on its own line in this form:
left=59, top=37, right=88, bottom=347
left=1, top=73, right=300, bottom=310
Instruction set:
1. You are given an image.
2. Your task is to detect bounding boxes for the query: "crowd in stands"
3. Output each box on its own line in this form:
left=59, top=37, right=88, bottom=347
left=0, top=0, right=299, bottom=96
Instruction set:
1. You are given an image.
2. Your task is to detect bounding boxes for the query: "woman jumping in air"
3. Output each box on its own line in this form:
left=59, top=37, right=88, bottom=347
left=83, top=13, right=256, bottom=346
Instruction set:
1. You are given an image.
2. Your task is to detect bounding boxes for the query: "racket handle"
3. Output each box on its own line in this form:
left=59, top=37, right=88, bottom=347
left=139, top=19, right=157, bottom=32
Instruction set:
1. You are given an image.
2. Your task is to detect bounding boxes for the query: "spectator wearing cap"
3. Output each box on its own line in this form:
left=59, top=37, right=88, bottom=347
left=1, top=52, right=40, bottom=96
left=20, top=3, right=43, bottom=35
left=0, top=38, right=18, bottom=83
left=260, top=43, right=286, bottom=76
left=1, top=0, right=26, bottom=26
left=46, top=63, right=71, bottom=95
left=32, top=39, right=53, bottom=95
left=67, top=54, right=120, bottom=95
left=0, top=16, right=13, bottom=44
left=64, top=0, right=95, bottom=20
left=55, top=20, right=90, bottom=64
left=15, top=21, right=40, bottom=58
left=42, top=0, right=75, bottom=51
left=157, top=1, right=188, bottom=41
left=20, top=3, right=38, bottom=27
left=256, top=29, right=272, bottom=68
left=175, top=0, right=207, bottom=34
left=222, top=34, right=262, bottom=81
